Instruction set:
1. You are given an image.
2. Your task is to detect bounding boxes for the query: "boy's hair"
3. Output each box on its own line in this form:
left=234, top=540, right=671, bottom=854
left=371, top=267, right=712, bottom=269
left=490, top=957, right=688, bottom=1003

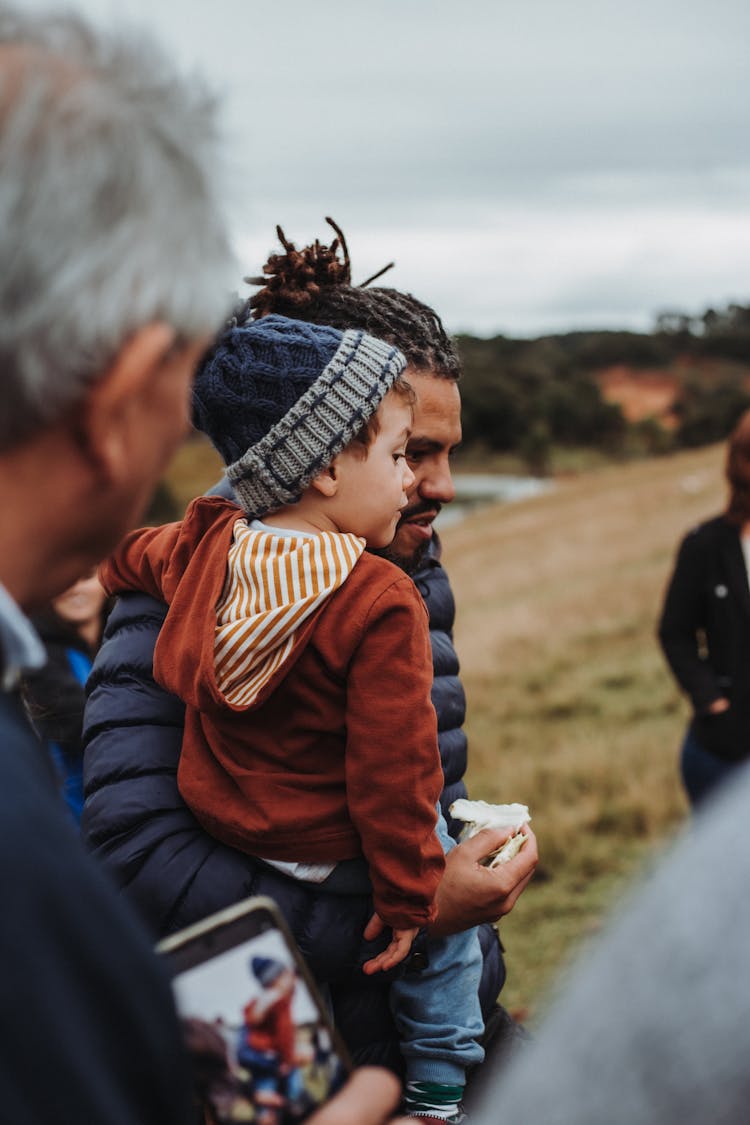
left=348, top=373, right=416, bottom=456
left=244, top=219, right=461, bottom=383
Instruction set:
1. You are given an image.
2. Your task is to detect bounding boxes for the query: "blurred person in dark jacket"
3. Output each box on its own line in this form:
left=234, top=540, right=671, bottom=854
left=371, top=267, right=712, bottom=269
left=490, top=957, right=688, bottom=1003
left=659, top=408, right=750, bottom=804
left=0, top=4, right=234, bottom=1120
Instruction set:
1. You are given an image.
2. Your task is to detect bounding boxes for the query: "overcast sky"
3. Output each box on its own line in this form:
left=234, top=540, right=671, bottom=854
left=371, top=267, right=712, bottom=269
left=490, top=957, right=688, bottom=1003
left=24, top=0, right=750, bottom=337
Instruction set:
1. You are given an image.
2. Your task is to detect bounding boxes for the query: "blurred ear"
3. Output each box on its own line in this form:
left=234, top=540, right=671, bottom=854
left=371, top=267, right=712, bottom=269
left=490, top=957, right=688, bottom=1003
left=74, top=323, right=178, bottom=483
left=309, top=462, right=339, bottom=498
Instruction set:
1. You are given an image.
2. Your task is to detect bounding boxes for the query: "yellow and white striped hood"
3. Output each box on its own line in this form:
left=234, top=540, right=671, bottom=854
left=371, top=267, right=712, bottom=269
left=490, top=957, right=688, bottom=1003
left=214, top=521, right=365, bottom=707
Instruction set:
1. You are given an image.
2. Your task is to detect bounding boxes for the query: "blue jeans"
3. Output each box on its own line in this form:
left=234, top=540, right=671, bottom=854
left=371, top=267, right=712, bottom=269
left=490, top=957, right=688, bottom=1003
left=388, top=810, right=485, bottom=1085
left=273, top=809, right=485, bottom=1085
left=681, top=724, right=745, bottom=807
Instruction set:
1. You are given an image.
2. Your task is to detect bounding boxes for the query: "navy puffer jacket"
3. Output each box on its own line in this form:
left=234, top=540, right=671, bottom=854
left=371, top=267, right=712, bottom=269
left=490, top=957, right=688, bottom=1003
left=81, top=540, right=505, bottom=1061
left=413, top=537, right=469, bottom=838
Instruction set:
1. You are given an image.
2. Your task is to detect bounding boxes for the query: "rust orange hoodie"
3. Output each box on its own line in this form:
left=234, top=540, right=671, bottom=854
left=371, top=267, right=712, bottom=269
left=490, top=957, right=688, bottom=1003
left=100, top=496, right=445, bottom=930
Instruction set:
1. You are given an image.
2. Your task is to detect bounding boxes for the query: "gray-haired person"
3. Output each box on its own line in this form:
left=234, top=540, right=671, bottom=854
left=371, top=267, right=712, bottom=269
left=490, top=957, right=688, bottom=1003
left=0, top=6, right=232, bottom=1120
left=0, top=9, right=474, bottom=1124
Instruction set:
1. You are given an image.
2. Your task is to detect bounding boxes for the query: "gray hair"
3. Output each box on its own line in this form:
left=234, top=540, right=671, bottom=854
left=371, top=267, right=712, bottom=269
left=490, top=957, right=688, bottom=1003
left=0, top=5, right=235, bottom=450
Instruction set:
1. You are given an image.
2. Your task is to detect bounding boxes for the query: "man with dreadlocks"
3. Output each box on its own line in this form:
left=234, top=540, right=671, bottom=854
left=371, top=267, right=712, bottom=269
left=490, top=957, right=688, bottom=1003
left=81, top=222, right=537, bottom=1088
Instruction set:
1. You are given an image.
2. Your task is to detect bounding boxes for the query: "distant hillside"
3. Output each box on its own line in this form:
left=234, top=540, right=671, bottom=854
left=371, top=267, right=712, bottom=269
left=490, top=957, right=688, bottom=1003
left=457, top=301, right=750, bottom=469
left=596, top=364, right=681, bottom=427
left=595, top=354, right=750, bottom=430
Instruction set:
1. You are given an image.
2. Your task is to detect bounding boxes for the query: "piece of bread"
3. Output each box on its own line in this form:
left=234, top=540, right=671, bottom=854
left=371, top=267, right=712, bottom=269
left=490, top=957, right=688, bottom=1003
left=449, top=798, right=531, bottom=867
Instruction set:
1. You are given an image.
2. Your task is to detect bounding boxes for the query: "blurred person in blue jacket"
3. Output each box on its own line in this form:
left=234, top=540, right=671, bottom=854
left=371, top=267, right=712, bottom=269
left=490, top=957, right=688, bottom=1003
left=23, top=569, right=111, bottom=820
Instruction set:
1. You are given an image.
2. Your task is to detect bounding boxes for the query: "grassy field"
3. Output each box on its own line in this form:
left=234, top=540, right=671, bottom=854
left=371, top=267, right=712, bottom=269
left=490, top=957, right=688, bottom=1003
left=440, top=441, right=726, bottom=1020
left=164, top=436, right=727, bottom=1021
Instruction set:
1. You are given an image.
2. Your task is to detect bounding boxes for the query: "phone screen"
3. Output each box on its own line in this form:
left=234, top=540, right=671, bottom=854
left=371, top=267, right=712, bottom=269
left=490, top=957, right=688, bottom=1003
left=158, top=896, right=350, bottom=1124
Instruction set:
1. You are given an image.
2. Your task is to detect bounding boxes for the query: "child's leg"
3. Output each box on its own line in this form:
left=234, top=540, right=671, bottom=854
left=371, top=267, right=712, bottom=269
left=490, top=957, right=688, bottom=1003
left=391, top=925, right=485, bottom=1120
left=392, top=808, right=484, bottom=1119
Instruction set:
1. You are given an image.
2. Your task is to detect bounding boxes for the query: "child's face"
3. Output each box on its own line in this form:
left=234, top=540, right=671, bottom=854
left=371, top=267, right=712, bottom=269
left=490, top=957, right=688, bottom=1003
left=328, top=393, right=415, bottom=547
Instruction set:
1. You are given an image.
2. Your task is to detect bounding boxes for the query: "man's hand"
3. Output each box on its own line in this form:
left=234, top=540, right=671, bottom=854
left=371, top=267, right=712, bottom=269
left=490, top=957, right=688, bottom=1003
left=307, top=1066, right=410, bottom=1124
left=429, top=825, right=538, bottom=938
left=361, top=915, right=419, bottom=975
left=305, top=1066, right=411, bottom=1120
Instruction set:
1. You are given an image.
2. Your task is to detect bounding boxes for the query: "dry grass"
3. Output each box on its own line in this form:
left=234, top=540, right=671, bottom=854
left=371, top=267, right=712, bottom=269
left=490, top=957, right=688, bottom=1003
left=440, top=443, right=726, bottom=1018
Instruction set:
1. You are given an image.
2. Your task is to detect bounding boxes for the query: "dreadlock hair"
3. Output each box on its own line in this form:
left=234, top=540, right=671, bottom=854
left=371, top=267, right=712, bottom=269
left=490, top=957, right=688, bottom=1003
left=244, top=217, right=461, bottom=382
left=725, top=408, right=750, bottom=524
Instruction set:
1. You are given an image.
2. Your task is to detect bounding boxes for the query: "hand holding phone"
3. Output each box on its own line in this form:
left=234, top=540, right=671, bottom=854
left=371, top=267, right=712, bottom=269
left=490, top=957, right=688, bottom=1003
left=158, top=896, right=351, bottom=1124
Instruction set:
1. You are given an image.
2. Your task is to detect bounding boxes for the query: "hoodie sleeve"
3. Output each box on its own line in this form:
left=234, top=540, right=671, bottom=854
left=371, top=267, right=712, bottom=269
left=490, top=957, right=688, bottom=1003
left=99, top=497, right=241, bottom=606
left=344, top=576, right=445, bottom=931
left=99, top=521, right=184, bottom=604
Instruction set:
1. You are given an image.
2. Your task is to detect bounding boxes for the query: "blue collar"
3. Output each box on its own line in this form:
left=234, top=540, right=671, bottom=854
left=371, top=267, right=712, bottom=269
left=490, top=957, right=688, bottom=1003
left=0, top=583, right=46, bottom=691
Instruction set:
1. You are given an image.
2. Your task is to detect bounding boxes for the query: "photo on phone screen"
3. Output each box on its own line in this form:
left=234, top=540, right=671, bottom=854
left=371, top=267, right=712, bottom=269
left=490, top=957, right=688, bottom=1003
left=158, top=896, right=350, bottom=1124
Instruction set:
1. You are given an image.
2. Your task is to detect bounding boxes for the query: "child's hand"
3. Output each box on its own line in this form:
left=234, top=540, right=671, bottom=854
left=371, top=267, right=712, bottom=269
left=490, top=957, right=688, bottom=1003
left=361, top=913, right=418, bottom=975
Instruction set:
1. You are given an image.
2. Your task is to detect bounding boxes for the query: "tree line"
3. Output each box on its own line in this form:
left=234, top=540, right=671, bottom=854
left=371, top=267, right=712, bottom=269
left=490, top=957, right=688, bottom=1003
left=456, top=301, right=750, bottom=470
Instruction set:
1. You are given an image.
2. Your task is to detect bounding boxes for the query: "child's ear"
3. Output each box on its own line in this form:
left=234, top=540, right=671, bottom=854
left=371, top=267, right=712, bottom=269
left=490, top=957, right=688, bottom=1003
left=310, top=462, right=339, bottom=498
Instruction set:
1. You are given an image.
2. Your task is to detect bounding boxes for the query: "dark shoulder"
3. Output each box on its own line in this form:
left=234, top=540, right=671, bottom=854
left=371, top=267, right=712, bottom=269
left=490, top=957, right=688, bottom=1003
left=682, top=514, right=735, bottom=548
left=412, top=536, right=449, bottom=592
left=0, top=699, right=191, bottom=1124
left=411, top=539, right=454, bottom=627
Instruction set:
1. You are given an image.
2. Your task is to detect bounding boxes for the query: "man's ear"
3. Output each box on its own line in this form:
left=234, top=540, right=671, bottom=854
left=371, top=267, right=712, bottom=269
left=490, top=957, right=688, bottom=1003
left=310, top=462, right=339, bottom=498
left=74, top=323, right=178, bottom=482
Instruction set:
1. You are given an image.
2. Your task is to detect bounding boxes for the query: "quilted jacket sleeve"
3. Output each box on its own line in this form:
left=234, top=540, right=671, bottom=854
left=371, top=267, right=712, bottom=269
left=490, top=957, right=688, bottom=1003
left=412, top=545, right=469, bottom=838
left=81, top=592, right=265, bottom=938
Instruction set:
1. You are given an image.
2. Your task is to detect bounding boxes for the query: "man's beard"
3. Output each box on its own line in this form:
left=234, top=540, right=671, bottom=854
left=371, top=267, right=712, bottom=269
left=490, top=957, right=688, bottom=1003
left=371, top=539, right=429, bottom=575
left=370, top=500, right=441, bottom=575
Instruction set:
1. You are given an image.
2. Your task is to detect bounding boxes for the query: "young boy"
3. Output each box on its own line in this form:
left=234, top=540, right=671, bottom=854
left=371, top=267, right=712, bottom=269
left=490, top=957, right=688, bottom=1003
left=100, top=314, right=483, bottom=1123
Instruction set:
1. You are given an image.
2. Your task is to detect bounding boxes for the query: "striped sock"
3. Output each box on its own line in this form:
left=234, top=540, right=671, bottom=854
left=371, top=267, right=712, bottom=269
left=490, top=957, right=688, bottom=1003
left=404, top=1080, right=464, bottom=1121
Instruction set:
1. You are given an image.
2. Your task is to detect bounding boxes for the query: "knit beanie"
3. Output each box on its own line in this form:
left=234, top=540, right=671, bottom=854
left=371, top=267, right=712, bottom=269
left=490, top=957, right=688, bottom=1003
left=192, top=313, right=406, bottom=517
left=250, top=955, right=287, bottom=988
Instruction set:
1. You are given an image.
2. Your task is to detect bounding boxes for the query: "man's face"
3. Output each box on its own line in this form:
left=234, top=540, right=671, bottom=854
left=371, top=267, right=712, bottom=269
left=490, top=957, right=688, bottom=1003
left=383, top=369, right=462, bottom=571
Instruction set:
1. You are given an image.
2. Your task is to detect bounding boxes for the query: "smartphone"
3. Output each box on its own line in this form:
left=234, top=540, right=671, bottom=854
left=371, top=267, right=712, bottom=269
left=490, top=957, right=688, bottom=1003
left=157, top=895, right=351, bottom=1125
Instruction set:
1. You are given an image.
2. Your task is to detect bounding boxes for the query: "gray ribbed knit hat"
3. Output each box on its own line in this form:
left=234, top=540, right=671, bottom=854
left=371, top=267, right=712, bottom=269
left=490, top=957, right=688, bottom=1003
left=192, top=313, right=406, bottom=517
